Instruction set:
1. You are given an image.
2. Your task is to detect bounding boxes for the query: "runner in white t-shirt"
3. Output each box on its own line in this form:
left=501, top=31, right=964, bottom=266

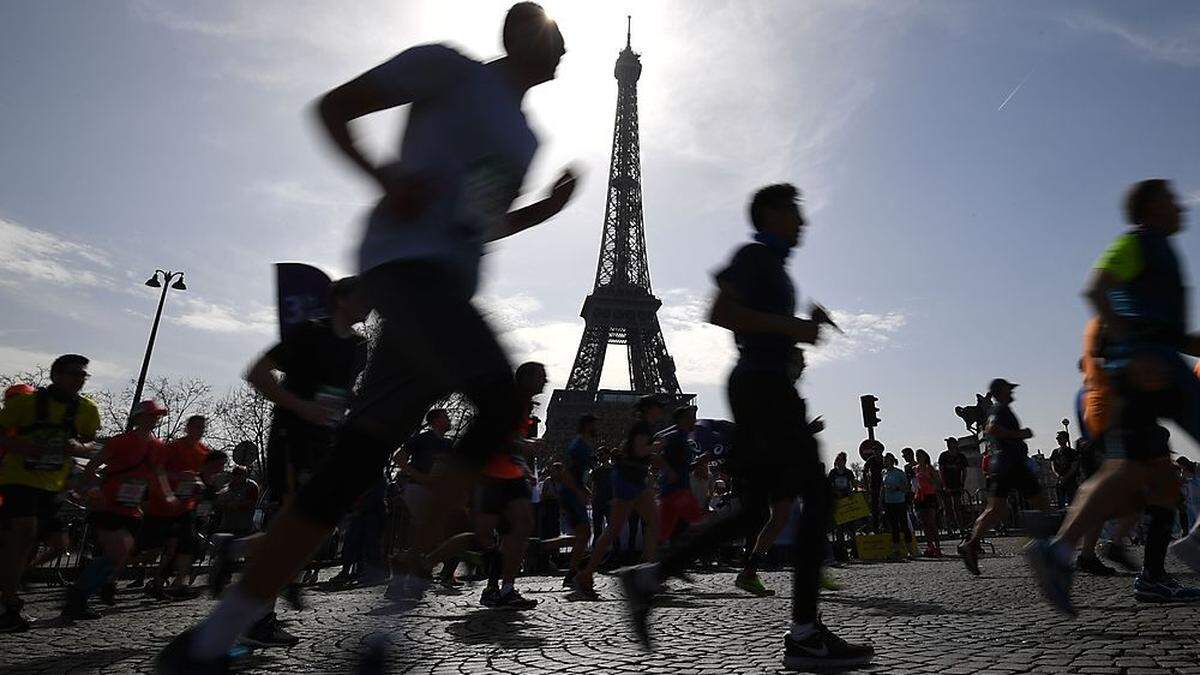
left=157, top=5, right=576, bottom=672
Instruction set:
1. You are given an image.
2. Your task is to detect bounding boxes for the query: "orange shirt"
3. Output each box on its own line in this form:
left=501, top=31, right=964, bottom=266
left=97, top=432, right=164, bottom=518
left=145, top=437, right=209, bottom=517
left=483, top=407, right=533, bottom=480
left=1081, top=318, right=1114, bottom=439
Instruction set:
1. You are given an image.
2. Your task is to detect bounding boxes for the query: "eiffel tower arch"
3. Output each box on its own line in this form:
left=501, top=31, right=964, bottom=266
left=544, top=19, right=695, bottom=452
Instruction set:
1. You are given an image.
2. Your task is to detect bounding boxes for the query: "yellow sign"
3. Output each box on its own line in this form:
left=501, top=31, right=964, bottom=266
left=855, top=532, right=918, bottom=560
left=833, top=493, right=871, bottom=525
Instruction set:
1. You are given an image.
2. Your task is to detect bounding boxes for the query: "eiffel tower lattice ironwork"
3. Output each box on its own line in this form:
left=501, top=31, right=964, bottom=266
left=544, top=19, right=692, bottom=451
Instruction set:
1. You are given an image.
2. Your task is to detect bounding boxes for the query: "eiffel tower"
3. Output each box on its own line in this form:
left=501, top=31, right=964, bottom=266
left=544, top=19, right=694, bottom=451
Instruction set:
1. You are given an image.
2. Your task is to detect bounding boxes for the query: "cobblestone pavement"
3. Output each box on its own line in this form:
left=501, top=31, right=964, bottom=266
left=4, top=538, right=1200, bottom=674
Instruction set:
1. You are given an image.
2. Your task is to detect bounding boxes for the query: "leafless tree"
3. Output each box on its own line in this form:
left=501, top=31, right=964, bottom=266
left=0, top=365, right=50, bottom=390
left=208, top=385, right=273, bottom=472
left=91, top=376, right=213, bottom=439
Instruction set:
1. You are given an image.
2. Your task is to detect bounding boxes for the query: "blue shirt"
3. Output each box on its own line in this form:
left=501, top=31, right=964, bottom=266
left=566, top=436, right=593, bottom=490
left=882, top=468, right=908, bottom=504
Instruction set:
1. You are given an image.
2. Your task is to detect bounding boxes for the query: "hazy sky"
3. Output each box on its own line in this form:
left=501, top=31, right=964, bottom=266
left=2, top=1, right=1199, bottom=461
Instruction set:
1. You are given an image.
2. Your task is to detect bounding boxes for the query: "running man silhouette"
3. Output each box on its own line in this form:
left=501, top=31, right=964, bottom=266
left=157, top=4, right=576, bottom=671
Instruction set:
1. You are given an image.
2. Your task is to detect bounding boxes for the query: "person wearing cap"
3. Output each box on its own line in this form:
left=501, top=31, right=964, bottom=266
left=63, top=400, right=173, bottom=621
left=0, top=355, right=101, bottom=633
left=958, top=379, right=1048, bottom=575
left=656, top=405, right=705, bottom=546
left=559, top=412, right=598, bottom=590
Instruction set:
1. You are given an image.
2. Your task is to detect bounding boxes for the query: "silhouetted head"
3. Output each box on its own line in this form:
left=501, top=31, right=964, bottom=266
left=330, top=276, right=370, bottom=326
left=916, top=449, right=931, bottom=465
left=750, top=183, right=805, bottom=248
left=185, top=415, right=207, bottom=440
left=945, top=437, right=958, bottom=451
left=884, top=453, right=898, bottom=469
left=49, top=354, right=90, bottom=396
left=515, top=361, right=547, bottom=397
left=989, top=378, right=1017, bottom=405
left=1125, top=179, right=1184, bottom=235
left=503, top=2, right=565, bottom=86
left=835, top=452, right=847, bottom=468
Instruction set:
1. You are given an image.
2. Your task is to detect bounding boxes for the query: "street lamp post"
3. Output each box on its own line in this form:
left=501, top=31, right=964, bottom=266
left=128, top=269, right=186, bottom=429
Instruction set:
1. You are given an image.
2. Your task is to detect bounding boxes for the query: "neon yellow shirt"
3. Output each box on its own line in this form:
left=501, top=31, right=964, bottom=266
left=0, top=391, right=100, bottom=492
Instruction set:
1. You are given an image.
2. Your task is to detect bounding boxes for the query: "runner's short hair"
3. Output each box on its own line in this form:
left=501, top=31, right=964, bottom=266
left=503, top=2, right=547, bottom=53
left=515, top=361, right=545, bottom=382
left=187, top=414, right=206, bottom=426
left=50, top=354, right=88, bottom=377
left=749, top=183, right=800, bottom=231
left=1124, top=179, right=1170, bottom=225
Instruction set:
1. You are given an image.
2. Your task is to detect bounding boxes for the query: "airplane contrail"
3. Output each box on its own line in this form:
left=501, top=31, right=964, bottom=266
left=997, top=68, right=1035, bottom=112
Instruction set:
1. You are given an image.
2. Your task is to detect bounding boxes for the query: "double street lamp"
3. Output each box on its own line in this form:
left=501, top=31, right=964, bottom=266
left=127, top=269, right=186, bottom=429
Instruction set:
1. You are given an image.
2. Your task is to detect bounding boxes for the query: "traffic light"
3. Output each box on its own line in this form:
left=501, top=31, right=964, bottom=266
left=860, top=394, right=881, bottom=428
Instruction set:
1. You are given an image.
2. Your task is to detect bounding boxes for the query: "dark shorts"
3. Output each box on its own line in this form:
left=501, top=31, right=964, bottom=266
left=0, top=484, right=64, bottom=534
left=89, top=511, right=142, bottom=535
left=1105, top=343, right=1200, bottom=459
left=478, top=477, right=531, bottom=516
left=561, top=490, right=589, bottom=529
left=914, top=495, right=939, bottom=511
left=294, top=261, right=517, bottom=528
left=736, top=462, right=803, bottom=502
left=138, top=513, right=197, bottom=553
left=989, top=461, right=1042, bottom=500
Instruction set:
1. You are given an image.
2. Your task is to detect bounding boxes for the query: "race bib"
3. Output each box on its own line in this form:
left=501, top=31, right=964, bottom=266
left=24, top=433, right=67, bottom=471
left=115, top=480, right=148, bottom=507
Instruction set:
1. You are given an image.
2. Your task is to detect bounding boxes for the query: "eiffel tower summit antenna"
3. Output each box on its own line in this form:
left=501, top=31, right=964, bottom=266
left=543, top=18, right=694, bottom=451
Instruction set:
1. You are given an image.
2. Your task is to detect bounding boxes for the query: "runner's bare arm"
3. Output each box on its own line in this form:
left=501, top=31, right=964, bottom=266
left=708, top=283, right=821, bottom=344
left=315, top=73, right=413, bottom=189
left=245, top=353, right=332, bottom=428
left=488, top=169, right=578, bottom=242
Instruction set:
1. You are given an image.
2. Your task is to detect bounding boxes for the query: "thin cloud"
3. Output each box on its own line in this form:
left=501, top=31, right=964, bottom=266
left=0, top=344, right=124, bottom=385
left=1064, top=12, right=1200, bottom=69
left=172, top=298, right=275, bottom=335
left=0, top=217, right=113, bottom=288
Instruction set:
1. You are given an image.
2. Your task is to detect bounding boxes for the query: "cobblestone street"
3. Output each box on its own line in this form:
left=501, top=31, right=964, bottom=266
left=4, top=538, right=1200, bottom=674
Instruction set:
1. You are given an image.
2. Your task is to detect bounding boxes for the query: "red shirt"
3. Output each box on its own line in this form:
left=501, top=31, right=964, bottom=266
left=482, top=403, right=533, bottom=480
left=97, top=432, right=164, bottom=518
left=145, top=437, right=209, bottom=517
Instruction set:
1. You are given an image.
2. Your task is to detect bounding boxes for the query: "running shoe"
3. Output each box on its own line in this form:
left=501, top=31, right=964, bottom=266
left=782, top=622, right=874, bottom=670
left=62, top=587, right=102, bottom=621
left=1076, top=554, right=1116, bottom=577
left=1024, top=538, right=1076, bottom=617
left=735, top=572, right=776, bottom=597
left=492, top=588, right=538, bottom=610
left=145, top=583, right=168, bottom=600
left=819, top=570, right=843, bottom=591
left=99, top=582, right=117, bottom=606
left=561, top=570, right=576, bottom=588
left=618, top=563, right=660, bottom=649
left=241, top=611, right=300, bottom=647
left=126, top=568, right=146, bottom=589
left=1100, top=541, right=1139, bottom=572
left=155, top=628, right=239, bottom=675
left=1169, top=534, right=1200, bottom=575
left=957, top=541, right=981, bottom=576
left=282, top=582, right=306, bottom=610
left=1133, top=574, right=1200, bottom=603
left=480, top=586, right=500, bottom=607
left=0, top=599, right=32, bottom=633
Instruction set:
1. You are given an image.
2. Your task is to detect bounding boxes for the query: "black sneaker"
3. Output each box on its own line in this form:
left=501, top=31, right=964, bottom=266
left=99, top=582, right=117, bottom=606
left=282, top=583, right=305, bottom=611
left=155, top=628, right=235, bottom=675
left=562, top=570, right=576, bottom=588
left=783, top=623, right=875, bottom=670
left=492, top=588, right=537, bottom=610
left=618, top=564, right=660, bottom=649
left=241, top=612, right=300, bottom=647
left=145, top=583, right=168, bottom=600
left=480, top=586, right=500, bottom=607
left=1101, top=541, right=1139, bottom=572
left=126, top=568, right=146, bottom=589
left=957, top=541, right=981, bottom=576
left=1076, top=554, right=1116, bottom=577
left=62, top=587, right=102, bottom=621
left=0, top=599, right=33, bottom=633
